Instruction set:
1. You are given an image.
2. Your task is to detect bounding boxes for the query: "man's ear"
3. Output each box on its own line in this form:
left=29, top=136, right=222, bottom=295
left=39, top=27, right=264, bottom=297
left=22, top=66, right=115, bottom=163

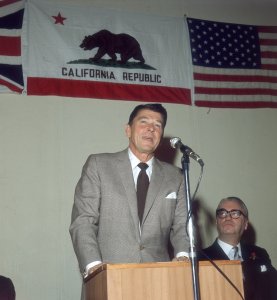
left=244, top=220, right=249, bottom=231
left=125, top=124, right=131, bottom=138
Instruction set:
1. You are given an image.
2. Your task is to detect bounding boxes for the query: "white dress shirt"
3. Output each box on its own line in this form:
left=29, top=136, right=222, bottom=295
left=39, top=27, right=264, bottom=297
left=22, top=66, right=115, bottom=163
left=217, top=238, right=242, bottom=260
left=128, top=148, right=153, bottom=187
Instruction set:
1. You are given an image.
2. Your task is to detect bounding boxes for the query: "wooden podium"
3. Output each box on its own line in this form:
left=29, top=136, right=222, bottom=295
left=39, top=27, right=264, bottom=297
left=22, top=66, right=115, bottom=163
left=84, top=260, right=244, bottom=300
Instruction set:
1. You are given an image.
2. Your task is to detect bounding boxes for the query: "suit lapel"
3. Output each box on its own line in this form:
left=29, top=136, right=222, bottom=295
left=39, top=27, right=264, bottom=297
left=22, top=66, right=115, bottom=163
left=141, top=158, right=164, bottom=225
left=116, top=150, right=140, bottom=234
left=241, top=243, right=255, bottom=262
left=211, top=240, right=230, bottom=260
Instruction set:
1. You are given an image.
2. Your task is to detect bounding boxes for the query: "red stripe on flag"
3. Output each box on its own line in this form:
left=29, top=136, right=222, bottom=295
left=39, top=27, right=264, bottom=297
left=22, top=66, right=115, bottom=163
left=194, top=72, right=277, bottom=83
left=260, top=39, right=277, bottom=46
left=261, top=64, right=277, bottom=70
left=195, top=100, right=277, bottom=109
left=0, top=78, right=23, bottom=93
left=195, top=87, right=277, bottom=96
left=261, top=51, right=277, bottom=59
left=27, top=77, right=192, bottom=105
left=0, top=36, right=21, bottom=56
left=0, top=0, right=21, bottom=7
left=258, top=26, right=277, bottom=34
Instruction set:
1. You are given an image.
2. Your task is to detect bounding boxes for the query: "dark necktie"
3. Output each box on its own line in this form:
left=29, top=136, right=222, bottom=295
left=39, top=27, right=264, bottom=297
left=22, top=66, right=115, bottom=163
left=137, top=162, right=149, bottom=223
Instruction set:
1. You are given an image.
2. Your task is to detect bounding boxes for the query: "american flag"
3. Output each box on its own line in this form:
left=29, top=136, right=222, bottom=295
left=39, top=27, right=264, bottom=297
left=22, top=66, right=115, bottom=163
left=187, top=17, right=277, bottom=108
left=0, top=0, right=24, bottom=93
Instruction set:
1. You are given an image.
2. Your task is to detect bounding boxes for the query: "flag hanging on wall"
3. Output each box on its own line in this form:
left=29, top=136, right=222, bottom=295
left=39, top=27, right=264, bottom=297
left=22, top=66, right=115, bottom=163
left=23, top=0, right=193, bottom=105
left=187, top=17, right=277, bottom=108
left=0, top=0, right=24, bottom=93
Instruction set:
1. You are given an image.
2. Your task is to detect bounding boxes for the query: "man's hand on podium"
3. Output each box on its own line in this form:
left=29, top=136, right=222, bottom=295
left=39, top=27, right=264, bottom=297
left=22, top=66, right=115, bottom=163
left=173, top=251, right=190, bottom=262
left=172, top=256, right=190, bottom=262
left=83, top=262, right=104, bottom=279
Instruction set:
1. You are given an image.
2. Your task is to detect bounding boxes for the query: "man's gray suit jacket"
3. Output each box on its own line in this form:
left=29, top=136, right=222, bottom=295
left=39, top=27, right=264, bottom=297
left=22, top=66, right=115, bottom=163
left=70, top=148, right=189, bottom=273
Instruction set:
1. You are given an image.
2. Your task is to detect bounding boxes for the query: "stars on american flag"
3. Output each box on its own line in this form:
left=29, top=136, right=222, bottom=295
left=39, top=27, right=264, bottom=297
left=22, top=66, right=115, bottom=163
left=187, top=18, right=261, bottom=69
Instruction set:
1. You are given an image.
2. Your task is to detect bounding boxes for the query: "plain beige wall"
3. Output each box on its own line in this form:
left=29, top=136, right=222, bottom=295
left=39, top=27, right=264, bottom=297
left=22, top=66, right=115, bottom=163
left=0, top=1, right=276, bottom=299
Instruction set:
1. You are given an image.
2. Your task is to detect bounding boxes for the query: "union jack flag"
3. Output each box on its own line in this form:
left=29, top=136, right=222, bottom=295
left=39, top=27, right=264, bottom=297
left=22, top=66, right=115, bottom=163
left=0, top=0, right=24, bottom=93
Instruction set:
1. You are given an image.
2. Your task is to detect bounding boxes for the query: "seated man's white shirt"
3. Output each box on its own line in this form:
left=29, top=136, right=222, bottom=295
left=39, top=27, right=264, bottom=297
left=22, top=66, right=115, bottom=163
left=217, top=238, right=242, bottom=260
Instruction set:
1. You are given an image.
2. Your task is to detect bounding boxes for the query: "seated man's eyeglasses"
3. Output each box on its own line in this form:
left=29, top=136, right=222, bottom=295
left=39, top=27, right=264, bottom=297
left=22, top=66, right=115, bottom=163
left=216, top=209, right=246, bottom=219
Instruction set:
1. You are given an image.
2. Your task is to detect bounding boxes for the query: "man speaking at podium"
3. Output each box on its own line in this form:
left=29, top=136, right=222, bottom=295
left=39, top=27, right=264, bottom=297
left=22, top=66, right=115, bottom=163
left=69, top=103, right=189, bottom=287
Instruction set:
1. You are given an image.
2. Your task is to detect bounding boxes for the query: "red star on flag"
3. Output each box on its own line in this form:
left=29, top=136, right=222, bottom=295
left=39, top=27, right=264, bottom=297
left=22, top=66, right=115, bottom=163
left=52, top=12, right=67, bottom=25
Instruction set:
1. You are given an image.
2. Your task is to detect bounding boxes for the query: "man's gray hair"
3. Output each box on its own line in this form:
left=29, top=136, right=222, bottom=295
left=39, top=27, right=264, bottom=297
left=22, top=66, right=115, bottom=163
left=217, top=196, right=249, bottom=219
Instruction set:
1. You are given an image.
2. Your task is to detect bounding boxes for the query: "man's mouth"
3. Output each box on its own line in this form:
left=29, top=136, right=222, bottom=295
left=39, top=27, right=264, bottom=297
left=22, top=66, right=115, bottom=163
left=142, top=136, right=153, bottom=142
left=223, top=223, right=235, bottom=228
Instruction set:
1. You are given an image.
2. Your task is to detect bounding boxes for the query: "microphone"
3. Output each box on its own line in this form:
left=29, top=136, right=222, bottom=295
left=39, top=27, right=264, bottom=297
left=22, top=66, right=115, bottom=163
left=170, top=137, right=204, bottom=167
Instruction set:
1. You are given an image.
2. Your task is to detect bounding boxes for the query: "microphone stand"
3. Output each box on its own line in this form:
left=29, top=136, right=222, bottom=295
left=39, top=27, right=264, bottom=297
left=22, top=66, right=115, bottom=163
left=181, top=153, right=201, bottom=300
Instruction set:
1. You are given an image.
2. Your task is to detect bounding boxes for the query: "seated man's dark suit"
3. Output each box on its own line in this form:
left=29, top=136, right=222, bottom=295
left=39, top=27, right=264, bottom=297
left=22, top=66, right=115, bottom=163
left=200, top=240, right=277, bottom=300
left=0, top=275, right=16, bottom=300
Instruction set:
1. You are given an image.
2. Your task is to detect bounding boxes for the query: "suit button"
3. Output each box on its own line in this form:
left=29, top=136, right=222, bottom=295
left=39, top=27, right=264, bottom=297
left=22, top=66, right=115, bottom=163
left=140, top=246, right=145, bottom=250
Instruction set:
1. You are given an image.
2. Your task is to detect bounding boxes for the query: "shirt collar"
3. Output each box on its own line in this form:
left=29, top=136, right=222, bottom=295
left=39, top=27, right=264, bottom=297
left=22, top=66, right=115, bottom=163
left=217, top=238, right=241, bottom=258
left=128, top=148, right=154, bottom=170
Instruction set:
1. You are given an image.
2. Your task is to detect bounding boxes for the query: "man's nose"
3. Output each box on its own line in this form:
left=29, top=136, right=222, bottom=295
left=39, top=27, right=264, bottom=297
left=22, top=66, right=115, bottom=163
left=147, top=124, right=155, bottom=131
left=225, top=212, right=232, bottom=220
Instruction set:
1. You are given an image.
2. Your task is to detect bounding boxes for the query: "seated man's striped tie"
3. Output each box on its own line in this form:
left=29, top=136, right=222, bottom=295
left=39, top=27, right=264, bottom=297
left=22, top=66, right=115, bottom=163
left=232, top=246, right=240, bottom=260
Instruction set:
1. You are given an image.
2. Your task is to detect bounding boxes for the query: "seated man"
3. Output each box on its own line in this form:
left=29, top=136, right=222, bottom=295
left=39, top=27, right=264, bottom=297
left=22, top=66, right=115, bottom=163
left=0, top=275, right=16, bottom=300
left=200, top=196, right=277, bottom=300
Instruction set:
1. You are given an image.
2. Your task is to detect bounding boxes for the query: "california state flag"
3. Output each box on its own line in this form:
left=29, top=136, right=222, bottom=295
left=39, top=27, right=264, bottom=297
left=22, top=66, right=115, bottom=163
left=23, top=0, right=193, bottom=104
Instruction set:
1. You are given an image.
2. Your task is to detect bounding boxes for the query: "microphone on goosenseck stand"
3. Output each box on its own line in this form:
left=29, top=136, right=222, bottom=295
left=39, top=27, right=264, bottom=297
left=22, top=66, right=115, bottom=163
left=170, top=136, right=204, bottom=300
left=170, top=137, right=204, bottom=167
